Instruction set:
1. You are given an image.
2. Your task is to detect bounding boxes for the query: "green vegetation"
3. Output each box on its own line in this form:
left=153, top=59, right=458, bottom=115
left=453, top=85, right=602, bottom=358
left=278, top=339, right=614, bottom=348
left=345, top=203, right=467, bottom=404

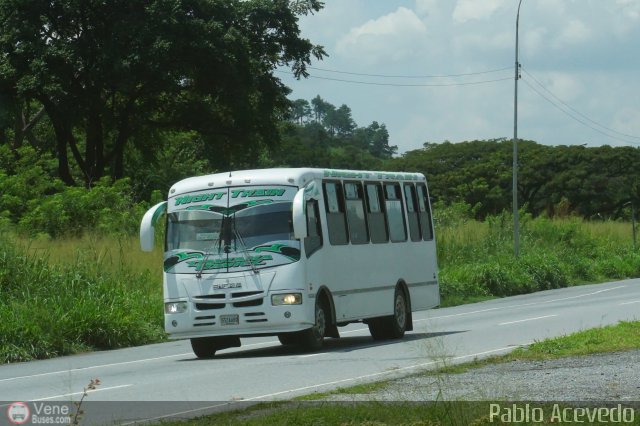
left=391, top=140, right=640, bottom=221
left=436, top=206, right=640, bottom=305
left=0, top=235, right=164, bottom=362
left=505, top=320, right=640, bottom=361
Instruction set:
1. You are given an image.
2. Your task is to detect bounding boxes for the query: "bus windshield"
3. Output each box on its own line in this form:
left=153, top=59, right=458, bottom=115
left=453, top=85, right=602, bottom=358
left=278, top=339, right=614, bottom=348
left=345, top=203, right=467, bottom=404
left=167, top=202, right=295, bottom=252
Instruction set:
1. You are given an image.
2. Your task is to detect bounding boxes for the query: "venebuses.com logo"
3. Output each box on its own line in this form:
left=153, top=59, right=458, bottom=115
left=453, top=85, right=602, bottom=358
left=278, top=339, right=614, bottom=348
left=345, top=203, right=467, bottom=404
left=7, top=402, right=30, bottom=425
left=6, top=401, right=71, bottom=425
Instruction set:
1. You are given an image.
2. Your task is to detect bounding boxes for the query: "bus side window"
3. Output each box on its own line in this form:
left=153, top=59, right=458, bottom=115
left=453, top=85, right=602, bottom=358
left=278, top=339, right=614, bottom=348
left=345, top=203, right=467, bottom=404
left=384, top=183, right=407, bottom=242
left=345, top=182, right=369, bottom=244
left=323, top=181, right=349, bottom=245
left=417, top=183, right=434, bottom=240
left=404, top=184, right=421, bottom=242
left=365, top=183, right=388, bottom=243
left=304, top=199, right=323, bottom=257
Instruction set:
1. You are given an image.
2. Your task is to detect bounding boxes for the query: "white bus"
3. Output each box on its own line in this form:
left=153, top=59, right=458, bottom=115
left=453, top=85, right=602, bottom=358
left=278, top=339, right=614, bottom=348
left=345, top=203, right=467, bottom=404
left=140, top=168, right=439, bottom=358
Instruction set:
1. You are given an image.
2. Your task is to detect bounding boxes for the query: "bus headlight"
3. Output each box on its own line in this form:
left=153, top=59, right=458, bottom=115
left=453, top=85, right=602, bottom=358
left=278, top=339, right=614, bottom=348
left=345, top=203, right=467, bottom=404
left=165, top=301, right=188, bottom=314
left=271, top=293, right=302, bottom=305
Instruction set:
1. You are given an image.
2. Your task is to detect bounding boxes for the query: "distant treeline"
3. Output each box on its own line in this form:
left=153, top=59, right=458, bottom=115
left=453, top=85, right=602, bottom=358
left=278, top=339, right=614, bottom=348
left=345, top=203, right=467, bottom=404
left=391, top=139, right=640, bottom=220
left=2, top=96, right=639, bottom=238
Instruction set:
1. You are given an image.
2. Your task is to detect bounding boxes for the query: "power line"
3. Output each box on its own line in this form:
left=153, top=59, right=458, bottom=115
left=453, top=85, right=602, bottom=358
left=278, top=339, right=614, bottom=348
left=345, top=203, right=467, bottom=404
left=276, top=70, right=512, bottom=87
left=522, top=67, right=640, bottom=141
left=521, top=78, right=640, bottom=146
left=307, top=66, right=513, bottom=79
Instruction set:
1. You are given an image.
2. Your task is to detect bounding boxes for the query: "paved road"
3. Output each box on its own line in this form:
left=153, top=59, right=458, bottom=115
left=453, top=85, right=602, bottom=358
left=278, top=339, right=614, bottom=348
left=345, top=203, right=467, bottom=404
left=1, top=279, right=639, bottom=423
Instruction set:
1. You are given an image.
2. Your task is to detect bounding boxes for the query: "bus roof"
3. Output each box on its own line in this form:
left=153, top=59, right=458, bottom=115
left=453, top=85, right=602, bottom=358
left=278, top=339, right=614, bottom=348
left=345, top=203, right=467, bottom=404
left=169, top=168, right=426, bottom=196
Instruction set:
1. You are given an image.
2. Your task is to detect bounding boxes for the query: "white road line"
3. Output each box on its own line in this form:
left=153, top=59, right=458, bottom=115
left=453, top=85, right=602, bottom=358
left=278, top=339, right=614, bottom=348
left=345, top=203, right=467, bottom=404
left=423, top=307, right=501, bottom=321
left=499, top=314, right=558, bottom=326
left=340, top=327, right=369, bottom=335
left=0, top=354, right=192, bottom=383
left=0, top=384, right=134, bottom=407
left=619, top=300, right=640, bottom=306
left=244, top=345, right=523, bottom=401
left=0, top=341, right=283, bottom=384
left=415, top=286, right=626, bottom=323
left=32, top=384, right=134, bottom=401
left=508, top=286, right=626, bottom=309
left=295, top=353, right=326, bottom=358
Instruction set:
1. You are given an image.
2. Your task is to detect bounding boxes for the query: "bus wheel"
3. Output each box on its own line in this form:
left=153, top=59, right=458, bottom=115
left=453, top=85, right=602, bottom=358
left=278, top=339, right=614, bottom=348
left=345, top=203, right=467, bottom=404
left=368, top=289, right=408, bottom=340
left=300, top=300, right=327, bottom=350
left=277, top=333, right=299, bottom=345
left=388, top=288, right=408, bottom=338
left=191, top=337, right=218, bottom=359
left=190, top=336, right=241, bottom=359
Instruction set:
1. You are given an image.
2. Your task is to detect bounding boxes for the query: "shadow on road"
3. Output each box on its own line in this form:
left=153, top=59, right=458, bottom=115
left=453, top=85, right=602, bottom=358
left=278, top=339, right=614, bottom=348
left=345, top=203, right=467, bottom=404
left=179, top=330, right=468, bottom=361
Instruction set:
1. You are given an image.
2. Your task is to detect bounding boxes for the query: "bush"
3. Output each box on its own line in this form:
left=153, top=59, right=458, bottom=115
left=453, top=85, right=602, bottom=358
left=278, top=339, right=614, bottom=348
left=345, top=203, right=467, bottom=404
left=18, top=177, right=148, bottom=238
left=0, top=146, right=65, bottom=223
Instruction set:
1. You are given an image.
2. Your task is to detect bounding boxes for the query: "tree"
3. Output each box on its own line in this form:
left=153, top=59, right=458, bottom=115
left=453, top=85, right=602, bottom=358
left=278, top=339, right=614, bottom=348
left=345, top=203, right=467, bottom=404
left=0, top=0, right=326, bottom=186
left=355, top=121, right=396, bottom=159
left=327, top=104, right=356, bottom=137
left=289, top=99, right=312, bottom=125
left=310, top=95, right=332, bottom=123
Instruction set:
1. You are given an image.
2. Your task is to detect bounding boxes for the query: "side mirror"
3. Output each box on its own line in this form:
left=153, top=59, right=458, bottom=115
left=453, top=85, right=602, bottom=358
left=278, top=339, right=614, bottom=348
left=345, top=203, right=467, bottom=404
left=140, top=201, right=167, bottom=252
left=292, top=188, right=307, bottom=239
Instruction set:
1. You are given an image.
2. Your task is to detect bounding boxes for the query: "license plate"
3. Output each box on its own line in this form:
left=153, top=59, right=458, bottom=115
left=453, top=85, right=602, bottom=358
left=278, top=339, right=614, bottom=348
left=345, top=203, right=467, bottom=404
left=220, top=314, right=239, bottom=326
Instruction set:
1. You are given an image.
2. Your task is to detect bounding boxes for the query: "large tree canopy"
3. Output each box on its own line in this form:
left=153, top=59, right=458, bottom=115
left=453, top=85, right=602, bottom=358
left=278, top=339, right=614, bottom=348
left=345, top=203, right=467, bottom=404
left=391, top=139, right=640, bottom=220
left=0, top=0, right=326, bottom=186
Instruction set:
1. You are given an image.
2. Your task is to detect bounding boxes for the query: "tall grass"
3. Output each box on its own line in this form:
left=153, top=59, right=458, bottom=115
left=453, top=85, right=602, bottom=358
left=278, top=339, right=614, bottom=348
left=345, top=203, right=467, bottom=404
left=437, top=209, right=640, bottom=305
left=0, top=234, right=165, bottom=363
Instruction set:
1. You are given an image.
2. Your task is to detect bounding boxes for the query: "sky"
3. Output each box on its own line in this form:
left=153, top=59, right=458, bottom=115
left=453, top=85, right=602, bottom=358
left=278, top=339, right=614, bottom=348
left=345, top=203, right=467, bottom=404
left=278, top=0, right=640, bottom=154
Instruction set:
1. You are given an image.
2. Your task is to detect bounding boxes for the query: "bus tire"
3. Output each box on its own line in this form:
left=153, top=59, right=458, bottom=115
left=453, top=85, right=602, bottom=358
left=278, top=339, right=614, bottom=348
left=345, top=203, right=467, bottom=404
left=191, top=337, right=218, bottom=359
left=368, top=288, right=408, bottom=340
left=387, top=288, right=408, bottom=338
left=299, top=300, right=327, bottom=350
left=277, top=333, right=299, bottom=345
left=190, top=336, right=241, bottom=359
left=367, top=318, right=389, bottom=340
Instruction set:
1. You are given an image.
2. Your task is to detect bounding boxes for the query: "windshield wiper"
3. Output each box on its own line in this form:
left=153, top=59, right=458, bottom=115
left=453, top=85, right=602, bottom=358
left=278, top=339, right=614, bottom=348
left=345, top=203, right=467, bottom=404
left=233, top=218, right=259, bottom=275
left=195, top=217, right=226, bottom=279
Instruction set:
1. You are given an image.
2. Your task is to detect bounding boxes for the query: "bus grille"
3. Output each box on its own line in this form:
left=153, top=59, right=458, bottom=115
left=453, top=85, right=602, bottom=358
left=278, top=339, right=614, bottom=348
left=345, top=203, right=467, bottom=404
left=233, top=299, right=263, bottom=307
left=195, top=303, right=225, bottom=310
left=193, top=291, right=265, bottom=310
left=244, top=312, right=267, bottom=323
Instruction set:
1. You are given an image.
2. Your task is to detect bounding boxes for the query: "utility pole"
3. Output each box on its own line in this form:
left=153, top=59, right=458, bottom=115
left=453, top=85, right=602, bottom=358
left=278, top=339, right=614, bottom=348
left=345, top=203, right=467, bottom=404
left=513, top=0, right=523, bottom=257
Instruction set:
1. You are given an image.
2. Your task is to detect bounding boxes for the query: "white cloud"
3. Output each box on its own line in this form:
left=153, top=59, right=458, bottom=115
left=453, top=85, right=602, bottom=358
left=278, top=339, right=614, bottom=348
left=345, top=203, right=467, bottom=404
left=556, top=19, right=592, bottom=47
left=453, top=0, right=508, bottom=23
left=453, top=30, right=511, bottom=53
left=612, top=108, right=640, bottom=138
left=617, top=0, right=640, bottom=20
left=335, top=7, right=428, bottom=64
left=415, top=0, right=441, bottom=17
left=284, top=1, right=640, bottom=152
left=522, top=27, right=548, bottom=56
left=543, top=72, right=584, bottom=103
